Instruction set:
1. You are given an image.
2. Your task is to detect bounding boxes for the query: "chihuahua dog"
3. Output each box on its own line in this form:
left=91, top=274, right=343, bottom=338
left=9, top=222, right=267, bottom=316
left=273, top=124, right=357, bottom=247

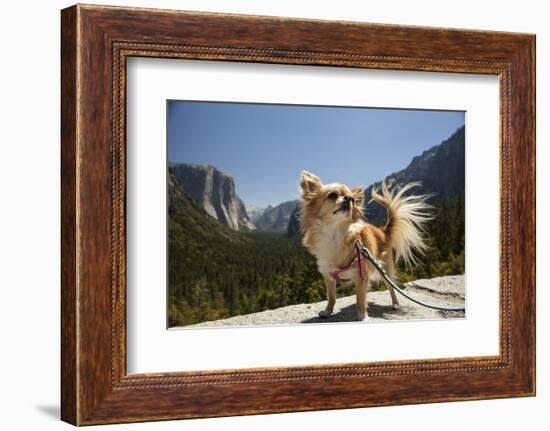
left=299, top=171, right=432, bottom=321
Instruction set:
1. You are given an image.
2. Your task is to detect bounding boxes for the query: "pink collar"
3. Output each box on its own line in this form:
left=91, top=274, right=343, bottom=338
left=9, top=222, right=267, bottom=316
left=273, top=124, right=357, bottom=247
left=329, top=243, right=366, bottom=283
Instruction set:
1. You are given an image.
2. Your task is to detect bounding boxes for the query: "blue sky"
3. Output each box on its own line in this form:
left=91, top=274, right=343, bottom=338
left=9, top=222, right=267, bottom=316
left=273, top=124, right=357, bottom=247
left=168, top=100, right=464, bottom=208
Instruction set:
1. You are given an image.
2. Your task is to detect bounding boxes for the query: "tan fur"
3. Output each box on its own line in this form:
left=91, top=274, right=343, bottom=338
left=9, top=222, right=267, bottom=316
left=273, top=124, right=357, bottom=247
left=299, top=171, right=432, bottom=321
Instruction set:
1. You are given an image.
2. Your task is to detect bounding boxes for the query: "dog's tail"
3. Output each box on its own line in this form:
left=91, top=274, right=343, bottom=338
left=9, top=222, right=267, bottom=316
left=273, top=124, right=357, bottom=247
left=371, top=180, right=433, bottom=268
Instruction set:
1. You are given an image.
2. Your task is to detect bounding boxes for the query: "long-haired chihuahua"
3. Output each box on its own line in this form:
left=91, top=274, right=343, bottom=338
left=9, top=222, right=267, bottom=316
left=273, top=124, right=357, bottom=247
left=299, top=171, right=432, bottom=321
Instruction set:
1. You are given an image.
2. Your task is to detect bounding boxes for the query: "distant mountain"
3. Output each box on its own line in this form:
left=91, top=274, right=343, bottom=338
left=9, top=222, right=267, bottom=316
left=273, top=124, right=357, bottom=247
left=255, top=200, right=298, bottom=232
left=287, top=126, right=465, bottom=234
left=247, top=205, right=266, bottom=223
left=168, top=172, right=246, bottom=243
left=287, top=206, right=301, bottom=237
left=363, top=126, right=465, bottom=223
left=169, top=163, right=255, bottom=231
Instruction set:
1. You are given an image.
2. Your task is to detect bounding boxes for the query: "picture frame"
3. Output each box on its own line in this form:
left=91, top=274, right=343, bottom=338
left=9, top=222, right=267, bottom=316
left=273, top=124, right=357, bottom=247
left=60, top=4, right=535, bottom=426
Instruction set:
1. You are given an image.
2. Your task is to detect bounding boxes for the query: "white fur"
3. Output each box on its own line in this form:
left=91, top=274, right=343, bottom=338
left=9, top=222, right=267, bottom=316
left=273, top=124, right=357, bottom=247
left=372, top=181, right=433, bottom=268
left=313, top=221, right=366, bottom=277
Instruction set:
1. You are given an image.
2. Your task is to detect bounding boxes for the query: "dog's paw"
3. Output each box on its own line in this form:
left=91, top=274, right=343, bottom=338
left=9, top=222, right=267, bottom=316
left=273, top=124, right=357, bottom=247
left=392, top=303, right=402, bottom=311
left=318, top=309, right=332, bottom=318
left=356, top=311, right=369, bottom=322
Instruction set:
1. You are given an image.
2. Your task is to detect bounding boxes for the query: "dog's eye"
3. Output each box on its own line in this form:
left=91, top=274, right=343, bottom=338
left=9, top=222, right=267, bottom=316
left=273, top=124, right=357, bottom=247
left=327, top=192, right=338, bottom=200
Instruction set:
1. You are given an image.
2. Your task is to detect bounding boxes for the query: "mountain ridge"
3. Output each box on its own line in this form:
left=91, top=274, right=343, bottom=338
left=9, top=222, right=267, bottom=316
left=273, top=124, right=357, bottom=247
left=254, top=200, right=298, bottom=232
left=363, top=125, right=465, bottom=223
left=286, top=125, right=465, bottom=234
left=169, top=162, right=254, bottom=231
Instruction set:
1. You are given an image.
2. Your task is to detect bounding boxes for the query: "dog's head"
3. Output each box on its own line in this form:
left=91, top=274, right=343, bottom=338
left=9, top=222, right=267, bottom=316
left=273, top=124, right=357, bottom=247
left=299, top=171, right=364, bottom=230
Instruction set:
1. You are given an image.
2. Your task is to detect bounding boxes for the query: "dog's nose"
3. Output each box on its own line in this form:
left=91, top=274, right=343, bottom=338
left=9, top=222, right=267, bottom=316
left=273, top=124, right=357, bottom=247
left=341, top=196, right=353, bottom=209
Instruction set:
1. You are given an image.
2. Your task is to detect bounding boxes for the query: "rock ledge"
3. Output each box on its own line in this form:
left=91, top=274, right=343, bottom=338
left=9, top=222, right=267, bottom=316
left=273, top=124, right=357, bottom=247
left=183, top=274, right=465, bottom=328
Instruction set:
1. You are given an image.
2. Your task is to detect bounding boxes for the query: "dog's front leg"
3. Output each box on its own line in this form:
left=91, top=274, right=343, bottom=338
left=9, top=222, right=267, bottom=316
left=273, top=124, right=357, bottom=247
left=355, top=274, right=369, bottom=321
left=319, top=275, right=336, bottom=318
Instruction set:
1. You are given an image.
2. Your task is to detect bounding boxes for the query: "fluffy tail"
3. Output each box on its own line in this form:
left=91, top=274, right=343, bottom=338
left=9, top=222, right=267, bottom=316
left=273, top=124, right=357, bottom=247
left=371, top=180, right=433, bottom=268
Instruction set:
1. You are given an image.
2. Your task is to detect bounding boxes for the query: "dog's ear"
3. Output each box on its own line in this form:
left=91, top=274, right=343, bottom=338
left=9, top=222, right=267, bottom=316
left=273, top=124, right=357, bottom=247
left=351, top=187, right=364, bottom=207
left=300, top=171, right=323, bottom=201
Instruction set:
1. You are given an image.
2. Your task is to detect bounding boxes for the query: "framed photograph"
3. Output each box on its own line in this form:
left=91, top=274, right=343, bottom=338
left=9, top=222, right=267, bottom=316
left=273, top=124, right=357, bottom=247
left=61, top=4, right=536, bottom=425
left=164, top=100, right=467, bottom=330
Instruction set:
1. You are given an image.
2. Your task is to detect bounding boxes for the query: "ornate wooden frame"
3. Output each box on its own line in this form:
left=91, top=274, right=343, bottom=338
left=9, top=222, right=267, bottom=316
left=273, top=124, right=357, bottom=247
left=61, top=4, right=536, bottom=426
